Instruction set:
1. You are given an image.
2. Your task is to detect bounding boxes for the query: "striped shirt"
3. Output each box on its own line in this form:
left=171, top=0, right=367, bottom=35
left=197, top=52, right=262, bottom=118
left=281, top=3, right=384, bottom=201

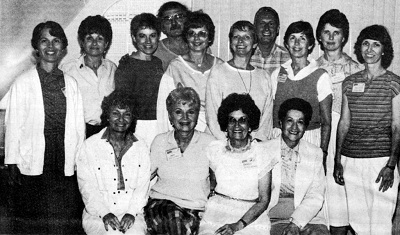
left=250, top=44, right=290, bottom=76
left=342, top=71, right=400, bottom=158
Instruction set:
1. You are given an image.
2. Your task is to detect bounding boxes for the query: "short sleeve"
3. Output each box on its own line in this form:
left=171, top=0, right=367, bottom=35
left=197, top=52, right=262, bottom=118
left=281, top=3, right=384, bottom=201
left=316, top=72, right=333, bottom=101
left=390, top=73, right=400, bottom=97
left=257, top=146, right=279, bottom=179
left=206, top=140, right=223, bottom=171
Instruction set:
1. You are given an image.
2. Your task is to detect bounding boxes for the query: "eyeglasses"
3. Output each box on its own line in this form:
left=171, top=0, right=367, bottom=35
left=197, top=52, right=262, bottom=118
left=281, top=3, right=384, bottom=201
left=228, top=116, right=248, bottom=126
left=162, top=13, right=186, bottom=24
left=187, top=30, right=209, bottom=39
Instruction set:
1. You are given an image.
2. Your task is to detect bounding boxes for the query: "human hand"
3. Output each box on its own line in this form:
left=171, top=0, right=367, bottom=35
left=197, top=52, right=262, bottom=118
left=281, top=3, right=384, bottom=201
left=376, top=165, right=394, bottom=192
left=102, top=213, right=120, bottom=231
left=7, top=164, right=21, bottom=186
left=282, top=222, right=300, bottom=235
left=333, top=162, right=345, bottom=185
left=214, top=222, right=241, bottom=235
left=119, top=213, right=135, bottom=233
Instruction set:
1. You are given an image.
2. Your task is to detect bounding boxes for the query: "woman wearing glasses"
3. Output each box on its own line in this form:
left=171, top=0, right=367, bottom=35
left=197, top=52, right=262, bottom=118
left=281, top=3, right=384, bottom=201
left=157, top=10, right=223, bottom=134
left=206, top=21, right=273, bottom=142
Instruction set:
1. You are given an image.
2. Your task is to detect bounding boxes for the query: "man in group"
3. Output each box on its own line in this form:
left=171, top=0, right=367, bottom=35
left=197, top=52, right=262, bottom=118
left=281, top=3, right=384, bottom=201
left=316, top=9, right=363, bottom=235
left=251, top=7, right=290, bottom=76
left=154, top=1, right=190, bottom=70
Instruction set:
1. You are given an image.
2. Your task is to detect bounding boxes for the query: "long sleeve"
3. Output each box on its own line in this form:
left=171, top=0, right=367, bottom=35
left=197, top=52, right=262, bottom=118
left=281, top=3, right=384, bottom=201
left=156, top=73, right=175, bottom=134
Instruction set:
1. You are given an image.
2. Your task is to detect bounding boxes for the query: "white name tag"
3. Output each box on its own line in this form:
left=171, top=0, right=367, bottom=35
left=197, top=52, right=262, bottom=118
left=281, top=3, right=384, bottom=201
left=165, top=147, right=182, bottom=161
left=242, top=157, right=257, bottom=168
left=352, top=83, right=365, bottom=93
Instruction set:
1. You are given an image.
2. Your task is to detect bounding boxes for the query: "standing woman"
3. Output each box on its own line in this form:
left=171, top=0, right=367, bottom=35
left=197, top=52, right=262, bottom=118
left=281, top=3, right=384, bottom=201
left=270, top=21, right=332, bottom=172
left=61, top=15, right=116, bottom=138
left=206, top=21, right=273, bottom=141
left=157, top=10, right=223, bottom=133
left=5, top=21, right=85, bottom=234
left=334, top=25, right=400, bottom=235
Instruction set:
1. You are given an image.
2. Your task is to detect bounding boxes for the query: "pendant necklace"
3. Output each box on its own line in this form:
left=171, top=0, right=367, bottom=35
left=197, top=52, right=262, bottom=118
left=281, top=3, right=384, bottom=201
left=236, top=68, right=252, bottom=94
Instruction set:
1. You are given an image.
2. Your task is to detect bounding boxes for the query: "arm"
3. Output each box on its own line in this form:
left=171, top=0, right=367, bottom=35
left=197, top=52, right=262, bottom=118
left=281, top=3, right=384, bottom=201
left=254, top=75, right=274, bottom=141
left=375, top=94, right=400, bottom=192
left=215, top=171, right=272, bottom=234
left=319, top=94, right=332, bottom=174
left=334, top=94, right=351, bottom=185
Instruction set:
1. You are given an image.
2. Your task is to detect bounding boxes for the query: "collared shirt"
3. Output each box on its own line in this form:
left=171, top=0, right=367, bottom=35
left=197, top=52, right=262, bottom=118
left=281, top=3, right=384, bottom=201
left=60, top=56, right=116, bottom=125
left=101, top=127, right=138, bottom=190
left=250, top=43, right=291, bottom=76
left=280, top=139, right=300, bottom=196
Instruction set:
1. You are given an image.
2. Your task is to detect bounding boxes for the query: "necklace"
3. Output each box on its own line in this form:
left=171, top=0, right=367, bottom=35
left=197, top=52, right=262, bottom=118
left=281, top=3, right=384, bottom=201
left=236, top=68, right=252, bottom=94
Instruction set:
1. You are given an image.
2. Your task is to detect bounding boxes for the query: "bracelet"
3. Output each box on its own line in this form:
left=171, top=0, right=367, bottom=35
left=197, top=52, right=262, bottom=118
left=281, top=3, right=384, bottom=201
left=239, top=219, right=247, bottom=228
left=386, top=164, right=396, bottom=170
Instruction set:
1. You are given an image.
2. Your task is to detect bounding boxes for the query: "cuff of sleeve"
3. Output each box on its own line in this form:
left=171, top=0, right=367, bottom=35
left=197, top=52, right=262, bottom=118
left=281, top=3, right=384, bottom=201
left=289, top=217, right=304, bottom=229
left=97, top=207, right=111, bottom=219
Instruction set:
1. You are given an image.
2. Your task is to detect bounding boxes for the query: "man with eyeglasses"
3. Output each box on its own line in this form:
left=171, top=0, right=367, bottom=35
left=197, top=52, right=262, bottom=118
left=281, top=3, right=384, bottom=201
left=250, top=7, right=290, bottom=76
left=154, top=1, right=190, bottom=71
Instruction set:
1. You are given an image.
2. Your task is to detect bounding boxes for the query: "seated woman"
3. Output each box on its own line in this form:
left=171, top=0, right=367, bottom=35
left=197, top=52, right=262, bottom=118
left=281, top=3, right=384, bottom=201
left=77, top=90, right=150, bottom=235
left=199, top=93, right=278, bottom=235
left=266, top=98, right=329, bottom=235
left=145, top=85, right=215, bottom=235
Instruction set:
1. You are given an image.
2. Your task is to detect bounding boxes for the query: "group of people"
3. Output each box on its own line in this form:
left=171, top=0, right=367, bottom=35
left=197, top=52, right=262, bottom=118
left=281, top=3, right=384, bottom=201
left=3, top=1, right=400, bottom=235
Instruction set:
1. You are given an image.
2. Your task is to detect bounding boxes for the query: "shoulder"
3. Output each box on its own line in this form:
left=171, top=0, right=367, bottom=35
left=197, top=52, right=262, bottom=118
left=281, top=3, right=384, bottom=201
left=207, top=139, right=226, bottom=151
left=117, top=54, right=131, bottom=67
left=59, top=58, right=80, bottom=71
left=151, top=131, right=171, bottom=150
left=152, top=55, right=163, bottom=65
left=197, top=131, right=217, bottom=144
left=103, top=58, right=117, bottom=69
left=259, top=137, right=280, bottom=150
left=299, top=139, right=322, bottom=160
left=275, top=44, right=288, bottom=53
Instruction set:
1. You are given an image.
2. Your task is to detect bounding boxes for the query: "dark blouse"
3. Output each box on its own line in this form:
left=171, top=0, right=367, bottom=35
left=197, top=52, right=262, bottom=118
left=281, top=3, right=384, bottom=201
left=114, top=54, right=164, bottom=120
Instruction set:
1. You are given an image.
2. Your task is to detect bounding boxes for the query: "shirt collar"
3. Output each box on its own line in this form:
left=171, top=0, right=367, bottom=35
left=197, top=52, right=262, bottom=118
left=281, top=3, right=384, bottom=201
left=78, top=55, right=106, bottom=69
left=281, top=137, right=300, bottom=152
left=101, top=127, right=138, bottom=143
left=254, top=43, right=278, bottom=58
left=167, top=130, right=200, bottom=146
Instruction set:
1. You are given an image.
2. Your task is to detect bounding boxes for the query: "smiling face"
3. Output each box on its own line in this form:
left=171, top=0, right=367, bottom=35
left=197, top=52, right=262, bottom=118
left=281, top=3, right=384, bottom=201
left=133, top=27, right=159, bottom=56
left=37, top=27, right=64, bottom=64
left=280, top=109, right=306, bottom=148
left=230, top=27, right=257, bottom=57
left=82, top=33, right=108, bottom=58
left=108, top=106, right=133, bottom=133
left=227, top=109, right=250, bottom=145
left=361, top=39, right=383, bottom=65
left=320, top=23, right=345, bottom=52
left=255, top=12, right=279, bottom=46
left=187, top=26, right=210, bottom=52
left=161, top=8, right=187, bottom=38
left=169, top=101, right=199, bottom=137
left=286, top=32, right=311, bottom=59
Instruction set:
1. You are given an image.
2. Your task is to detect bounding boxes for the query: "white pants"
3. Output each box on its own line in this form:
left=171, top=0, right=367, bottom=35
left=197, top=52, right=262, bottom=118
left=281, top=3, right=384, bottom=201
left=343, top=156, right=399, bottom=235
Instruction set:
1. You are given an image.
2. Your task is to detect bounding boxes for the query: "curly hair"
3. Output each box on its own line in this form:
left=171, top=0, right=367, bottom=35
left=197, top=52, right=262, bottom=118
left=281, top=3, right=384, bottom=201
left=253, top=6, right=280, bottom=31
left=278, top=98, right=313, bottom=127
left=229, top=20, right=259, bottom=44
left=284, top=21, right=316, bottom=54
left=354, top=24, right=393, bottom=69
left=130, top=13, right=161, bottom=38
left=183, top=10, right=215, bottom=47
left=100, top=90, right=138, bottom=133
left=166, top=86, right=200, bottom=116
left=78, top=15, right=113, bottom=56
left=316, top=9, right=349, bottom=50
left=217, top=93, right=261, bottom=132
left=31, top=21, right=68, bottom=51
left=157, top=1, right=189, bottom=19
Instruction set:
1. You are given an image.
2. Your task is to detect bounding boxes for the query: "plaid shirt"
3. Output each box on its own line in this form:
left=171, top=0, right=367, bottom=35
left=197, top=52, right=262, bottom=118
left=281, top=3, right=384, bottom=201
left=250, top=43, right=290, bottom=76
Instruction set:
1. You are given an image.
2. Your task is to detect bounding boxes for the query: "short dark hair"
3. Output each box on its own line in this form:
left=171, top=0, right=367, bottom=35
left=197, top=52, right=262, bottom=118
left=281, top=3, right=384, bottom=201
left=254, top=7, right=280, bottom=29
left=157, top=1, right=189, bottom=18
left=278, top=98, right=313, bottom=127
left=166, top=86, right=201, bottom=116
left=354, top=24, right=393, bottom=69
left=78, top=15, right=112, bottom=56
left=130, top=13, right=161, bottom=38
left=229, top=20, right=258, bottom=44
left=284, top=21, right=316, bottom=54
left=316, top=9, right=350, bottom=50
left=100, top=90, right=138, bottom=133
left=217, top=93, right=261, bottom=132
left=183, top=10, right=215, bottom=47
left=31, top=21, right=68, bottom=50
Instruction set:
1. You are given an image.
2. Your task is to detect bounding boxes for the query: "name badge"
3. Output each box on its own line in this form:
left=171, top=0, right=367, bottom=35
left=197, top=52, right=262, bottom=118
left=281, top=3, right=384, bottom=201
left=242, top=157, right=257, bottom=168
left=165, top=147, right=182, bottom=161
left=331, top=72, right=346, bottom=84
left=352, top=83, right=365, bottom=93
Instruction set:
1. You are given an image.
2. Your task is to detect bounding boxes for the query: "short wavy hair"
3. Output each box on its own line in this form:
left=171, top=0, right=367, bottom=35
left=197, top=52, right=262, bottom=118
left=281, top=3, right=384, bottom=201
left=157, top=1, right=189, bottom=18
left=78, top=15, right=113, bottom=56
left=278, top=98, right=313, bottom=127
left=31, top=21, right=68, bottom=51
left=253, top=7, right=280, bottom=32
left=166, top=85, right=201, bottom=116
left=130, top=13, right=161, bottom=38
left=354, top=24, right=393, bottom=69
left=229, top=20, right=259, bottom=44
left=316, top=9, right=350, bottom=50
left=100, top=90, right=138, bottom=134
left=183, top=10, right=215, bottom=47
left=217, top=93, right=261, bottom=132
left=284, top=21, right=316, bottom=54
